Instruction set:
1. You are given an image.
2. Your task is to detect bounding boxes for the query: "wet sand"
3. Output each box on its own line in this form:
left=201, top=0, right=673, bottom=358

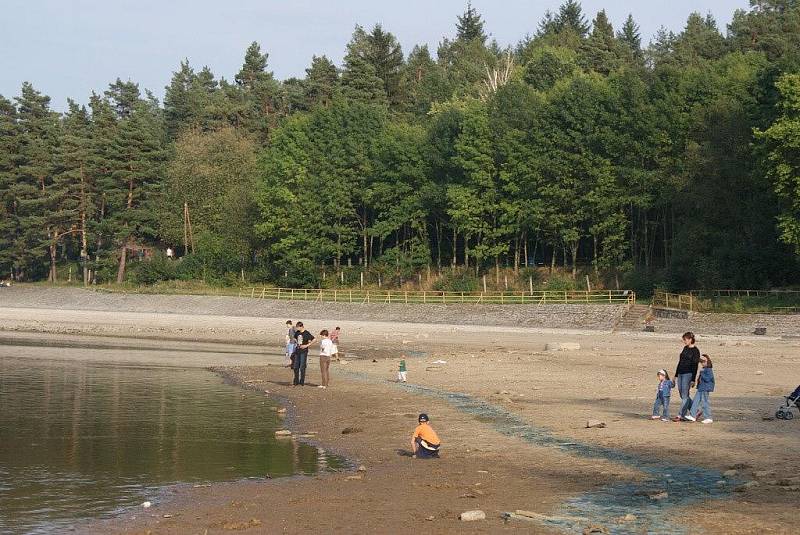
left=1, top=300, right=798, bottom=534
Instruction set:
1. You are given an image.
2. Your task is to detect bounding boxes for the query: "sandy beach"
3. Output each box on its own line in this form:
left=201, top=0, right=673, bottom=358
left=1, top=287, right=798, bottom=534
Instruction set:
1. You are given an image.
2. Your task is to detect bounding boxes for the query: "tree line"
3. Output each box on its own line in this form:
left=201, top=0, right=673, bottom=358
left=1, top=1, right=799, bottom=291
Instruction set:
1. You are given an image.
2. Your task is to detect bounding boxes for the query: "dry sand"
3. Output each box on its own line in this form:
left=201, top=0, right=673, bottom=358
left=1, top=288, right=798, bottom=534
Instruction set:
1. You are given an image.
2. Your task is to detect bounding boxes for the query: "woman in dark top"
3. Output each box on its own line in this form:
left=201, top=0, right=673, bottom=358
left=674, top=331, right=701, bottom=421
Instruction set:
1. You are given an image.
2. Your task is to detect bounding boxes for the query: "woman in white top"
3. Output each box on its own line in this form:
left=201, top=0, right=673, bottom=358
left=318, top=329, right=335, bottom=389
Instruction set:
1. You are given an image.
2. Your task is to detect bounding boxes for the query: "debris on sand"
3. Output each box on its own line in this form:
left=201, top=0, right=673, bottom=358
left=586, top=419, right=606, bottom=429
left=546, top=342, right=581, bottom=351
left=274, top=429, right=292, bottom=437
left=341, top=427, right=363, bottom=434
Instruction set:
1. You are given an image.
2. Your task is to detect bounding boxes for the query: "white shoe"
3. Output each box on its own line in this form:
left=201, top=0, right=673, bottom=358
left=684, top=415, right=696, bottom=422
left=660, top=418, right=669, bottom=422
left=701, top=418, right=713, bottom=424
left=317, top=385, right=326, bottom=389
left=650, top=415, right=660, bottom=420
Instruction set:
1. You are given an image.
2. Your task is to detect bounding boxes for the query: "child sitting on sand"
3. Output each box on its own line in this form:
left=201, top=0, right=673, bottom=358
left=398, top=357, right=407, bottom=383
left=411, top=413, right=440, bottom=458
left=651, top=369, right=674, bottom=421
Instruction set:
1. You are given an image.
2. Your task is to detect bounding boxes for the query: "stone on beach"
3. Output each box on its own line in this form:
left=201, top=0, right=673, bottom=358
left=586, top=419, right=606, bottom=428
left=274, top=429, right=292, bottom=437
left=459, top=510, right=486, bottom=521
left=546, top=342, right=581, bottom=351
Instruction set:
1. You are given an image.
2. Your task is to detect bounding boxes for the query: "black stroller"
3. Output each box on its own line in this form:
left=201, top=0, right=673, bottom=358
left=775, top=385, right=800, bottom=420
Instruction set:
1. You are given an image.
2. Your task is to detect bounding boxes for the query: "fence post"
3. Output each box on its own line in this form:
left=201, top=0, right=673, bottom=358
left=334, top=289, right=337, bottom=302
left=405, top=291, right=408, bottom=304
left=349, top=289, right=352, bottom=303
left=250, top=288, right=255, bottom=298
left=423, top=291, right=426, bottom=304
left=277, top=288, right=281, bottom=300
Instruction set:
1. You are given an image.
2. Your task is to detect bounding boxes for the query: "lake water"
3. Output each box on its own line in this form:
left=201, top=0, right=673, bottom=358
left=0, top=348, right=342, bottom=534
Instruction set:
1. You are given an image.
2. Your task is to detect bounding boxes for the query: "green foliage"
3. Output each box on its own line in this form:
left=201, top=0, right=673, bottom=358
left=3, top=1, right=800, bottom=294
left=432, top=268, right=479, bottom=292
left=129, top=253, right=176, bottom=285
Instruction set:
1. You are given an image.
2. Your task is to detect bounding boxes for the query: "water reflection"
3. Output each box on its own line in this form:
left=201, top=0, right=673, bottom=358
left=0, top=357, right=341, bottom=534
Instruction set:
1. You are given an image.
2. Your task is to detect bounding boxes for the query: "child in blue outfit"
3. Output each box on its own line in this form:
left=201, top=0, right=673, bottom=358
left=651, top=369, right=674, bottom=421
left=685, top=354, right=715, bottom=423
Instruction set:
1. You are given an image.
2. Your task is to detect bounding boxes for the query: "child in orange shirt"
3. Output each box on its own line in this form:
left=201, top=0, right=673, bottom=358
left=411, top=413, right=441, bottom=458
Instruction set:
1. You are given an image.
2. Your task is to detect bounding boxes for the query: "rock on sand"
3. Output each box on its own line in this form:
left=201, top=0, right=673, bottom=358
left=459, top=510, right=486, bottom=521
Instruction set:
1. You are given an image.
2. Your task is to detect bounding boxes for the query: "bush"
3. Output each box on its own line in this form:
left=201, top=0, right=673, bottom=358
left=432, top=268, right=479, bottom=292
left=541, top=273, right=578, bottom=292
left=129, top=254, right=177, bottom=285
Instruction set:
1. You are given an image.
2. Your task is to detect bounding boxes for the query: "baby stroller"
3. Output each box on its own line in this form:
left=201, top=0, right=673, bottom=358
left=775, top=385, right=800, bottom=420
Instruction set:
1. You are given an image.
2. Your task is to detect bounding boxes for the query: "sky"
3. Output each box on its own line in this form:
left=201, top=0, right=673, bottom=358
left=1, top=0, right=752, bottom=110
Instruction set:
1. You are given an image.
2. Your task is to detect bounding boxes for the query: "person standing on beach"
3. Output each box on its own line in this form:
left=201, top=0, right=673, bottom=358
left=318, top=329, right=335, bottom=389
left=674, top=332, right=701, bottom=421
left=293, top=322, right=316, bottom=386
left=284, top=320, right=296, bottom=367
left=330, top=326, right=341, bottom=358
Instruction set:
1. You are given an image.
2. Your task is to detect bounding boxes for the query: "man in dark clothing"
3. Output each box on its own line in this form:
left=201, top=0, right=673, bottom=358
left=292, top=322, right=316, bottom=386
left=674, top=331, right=701, bottom=420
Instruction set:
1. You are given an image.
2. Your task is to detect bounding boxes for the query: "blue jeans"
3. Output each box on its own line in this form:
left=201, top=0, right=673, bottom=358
left=292, top=350, right=308, bottom=385
left=676, top=373, right=694, bottom=417
left=690, top=391, right=711, bottom=419
left=652, top=393, right=670, bottom=419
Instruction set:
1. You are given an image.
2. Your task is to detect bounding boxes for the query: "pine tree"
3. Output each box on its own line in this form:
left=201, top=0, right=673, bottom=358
left=456, top=2, right=487, bottom=44
left=234, top=42, right=281, bottom=141
left=556, top=0, right=590, bottom=38
left=0, top=96, right=20, bottom=277
left=341, top=26, right=388, bottom=104
left=11, top=83, right=62, bottom=281
left=580, top=10, right=622, bottom=74
left=673, top=12, right=728, bottom=63
left=365, top=24, right=405, bottom=107
left=99, top=83, right=166, bottom=283
left=617, top=14, right=643, bottom=60
left=164, top=60, right=219, bottom=137
left=56, top=100, right=95, bottom=283
left=304, top=55, right=339, bottom=108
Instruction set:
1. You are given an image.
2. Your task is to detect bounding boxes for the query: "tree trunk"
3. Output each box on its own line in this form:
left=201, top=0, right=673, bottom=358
left=116, top=242, right=127, bottom=284
left=550, top=245, right=556, bottom=273
left=495, top=256, right=500, bottom=285
left=571, top=243, right=578, bottom=279
left=593, top=235, right=598, bottom=275
left=49, top=241, right=57, bottom=282
left=451, top=227, right=457, bottom=267
left=80, top=165, right=89, bottom=286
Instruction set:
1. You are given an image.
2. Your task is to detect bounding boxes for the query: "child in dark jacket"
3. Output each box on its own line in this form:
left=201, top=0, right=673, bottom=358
left=686, top=354, right=715, bottom=423
left=651, top=369, right=674, bottom=421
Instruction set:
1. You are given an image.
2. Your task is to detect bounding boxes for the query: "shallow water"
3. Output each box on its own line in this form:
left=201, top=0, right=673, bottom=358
left=0, top=354, right=341, bottom=535
left=341, top=369, right=730, bottom=534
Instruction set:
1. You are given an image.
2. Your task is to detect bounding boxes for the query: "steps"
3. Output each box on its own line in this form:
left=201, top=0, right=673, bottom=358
left=613, top=304, right=652, bottom=332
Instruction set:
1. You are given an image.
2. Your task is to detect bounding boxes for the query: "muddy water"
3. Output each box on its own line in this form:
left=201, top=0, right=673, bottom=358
left=0, top=349, right=341, bottom=534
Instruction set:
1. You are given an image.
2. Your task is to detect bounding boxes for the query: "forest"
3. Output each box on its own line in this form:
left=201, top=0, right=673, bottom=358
left=1, top=1, right=799, bottom=293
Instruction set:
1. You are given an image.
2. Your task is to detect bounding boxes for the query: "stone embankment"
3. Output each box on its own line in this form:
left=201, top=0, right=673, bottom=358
left=0, top=286, right=627, bottom=331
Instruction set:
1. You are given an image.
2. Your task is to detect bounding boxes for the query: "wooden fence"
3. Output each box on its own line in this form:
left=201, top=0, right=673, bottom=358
left=652, top=291, right=695, bottom=311
left=688, top=289, right=800, bottom=298
left=236, top=287, right=636, bottom=305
